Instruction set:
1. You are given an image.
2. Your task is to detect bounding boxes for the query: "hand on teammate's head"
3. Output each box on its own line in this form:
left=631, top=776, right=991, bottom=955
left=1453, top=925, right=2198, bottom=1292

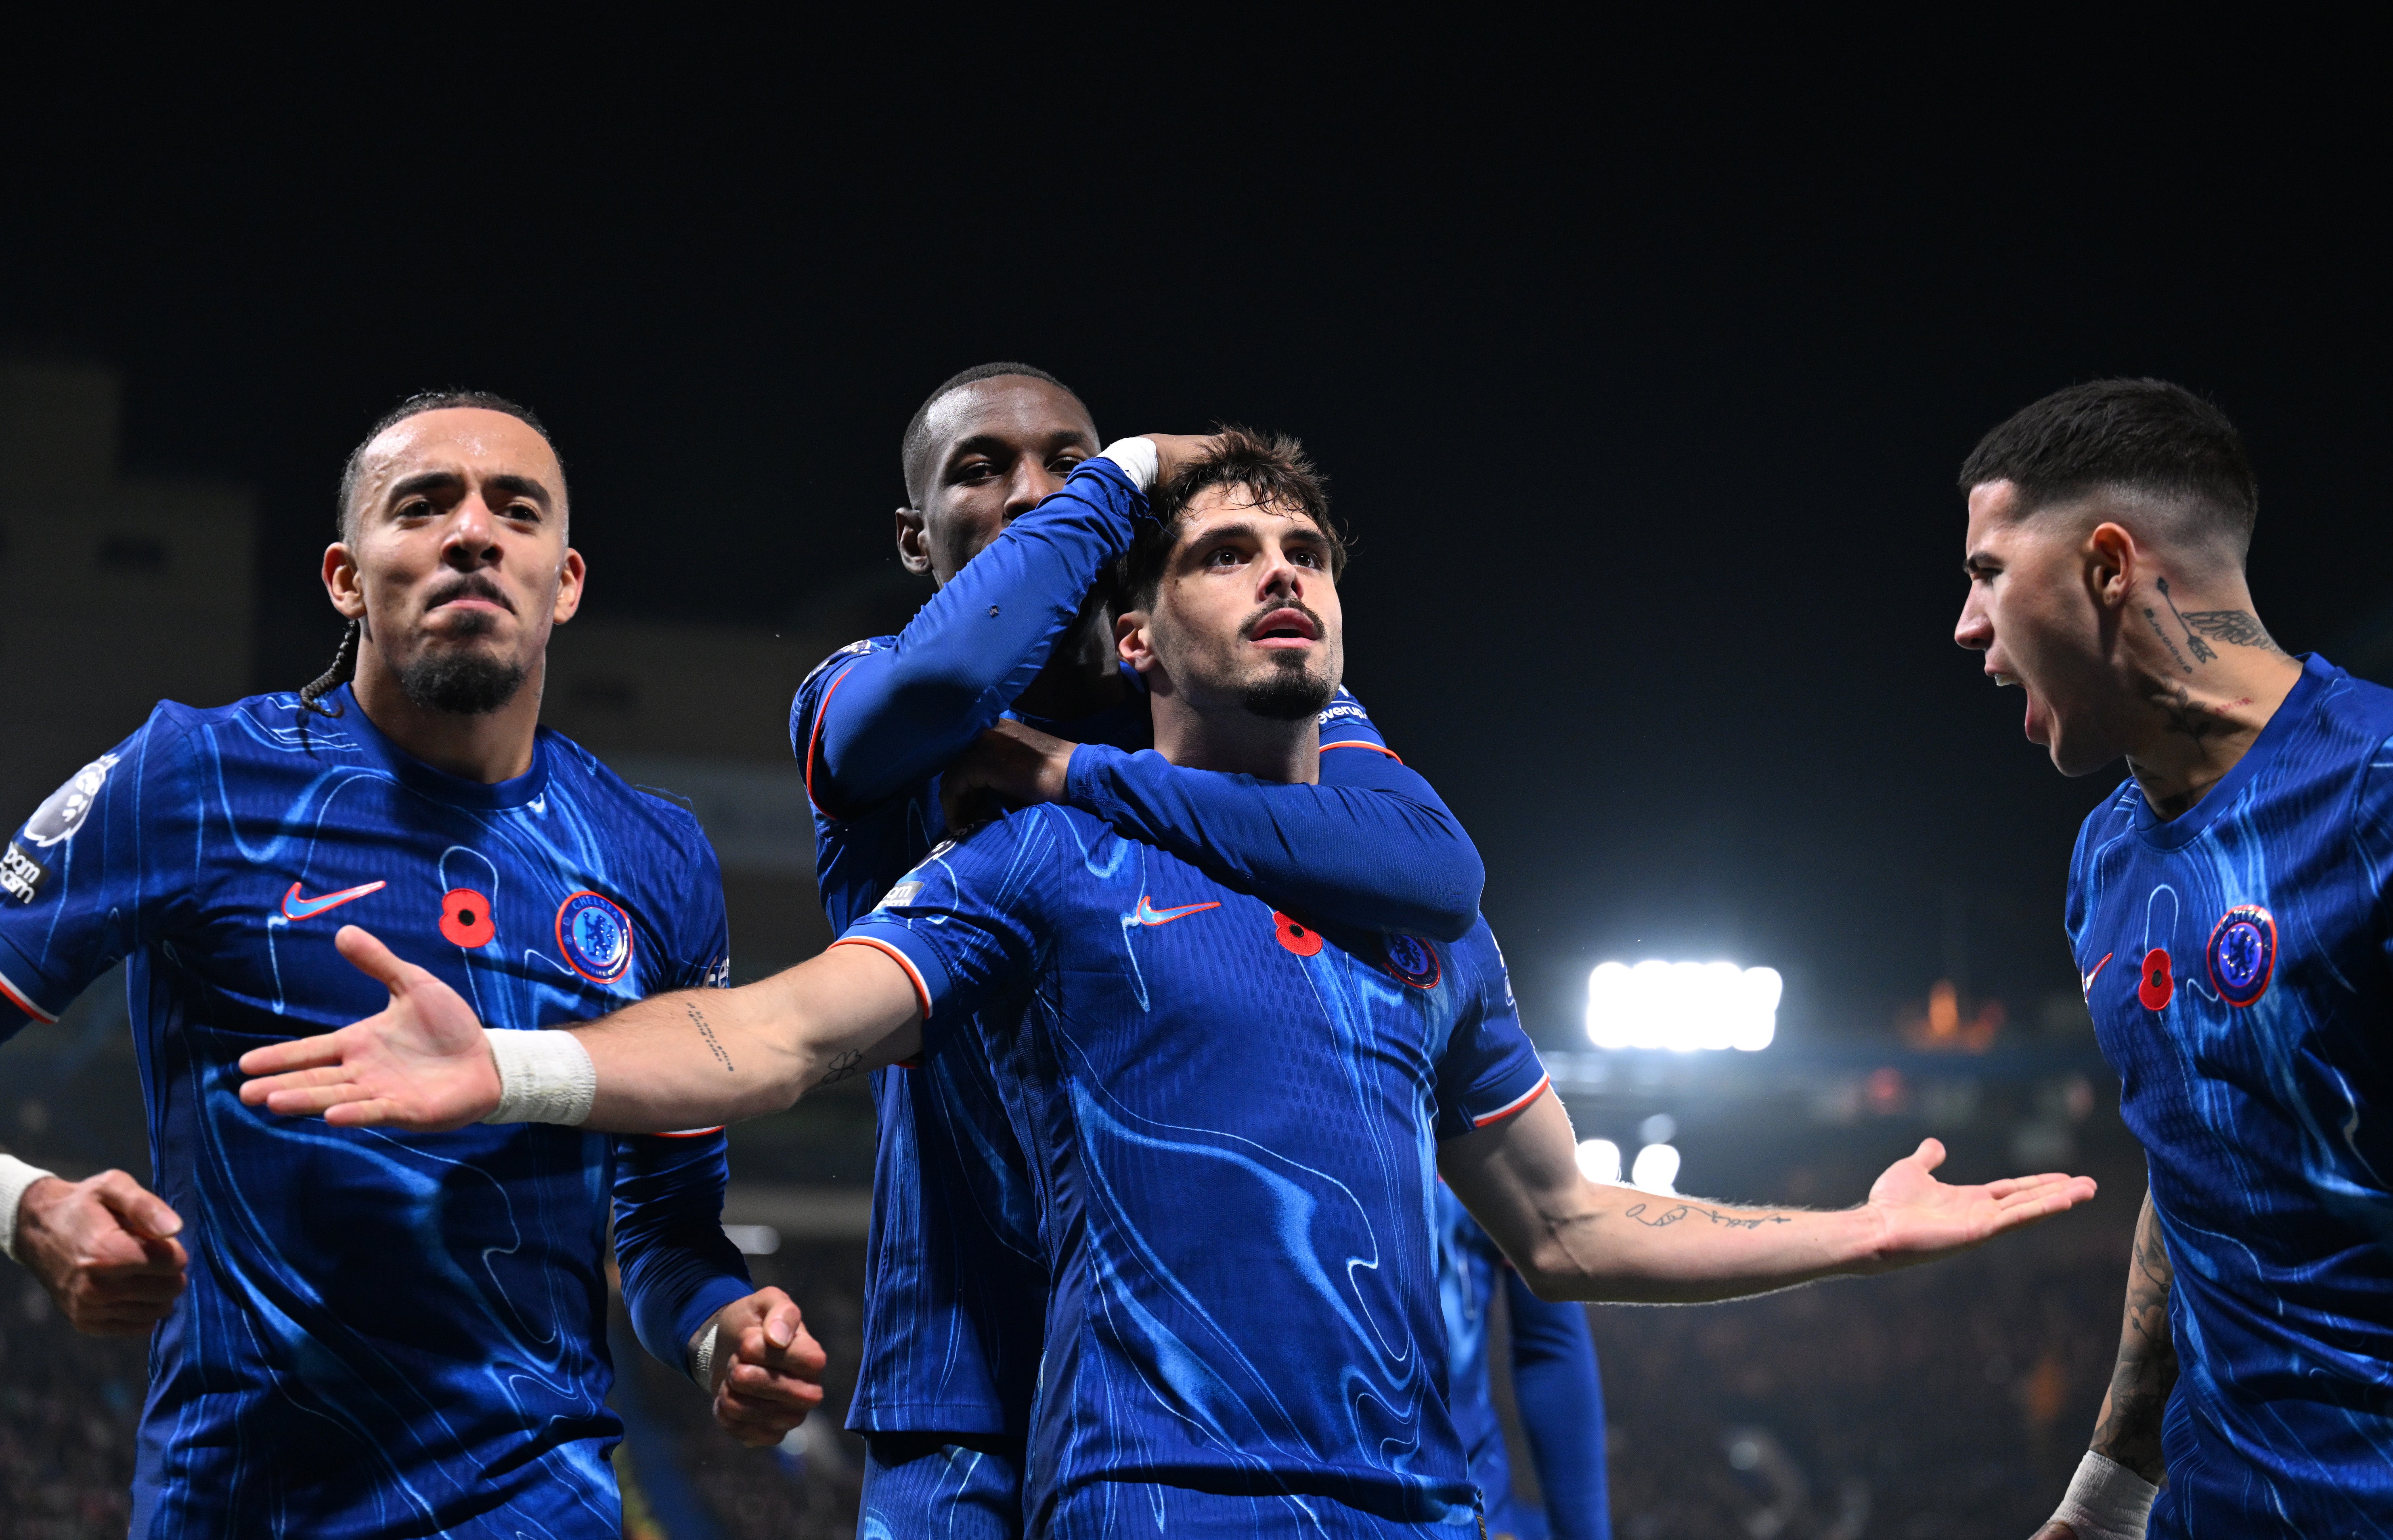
left=15, top=1169, right=188, bottom=1337
left=702, top=1287, right=828, bottom=1448
left=1140, top=432, right=1224, bottom=482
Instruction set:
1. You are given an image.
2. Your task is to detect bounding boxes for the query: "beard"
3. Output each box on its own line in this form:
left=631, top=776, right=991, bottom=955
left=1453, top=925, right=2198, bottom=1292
left=1239, top=655, right=1335, bottom=720
left=397, top=645, right=528, bottom=716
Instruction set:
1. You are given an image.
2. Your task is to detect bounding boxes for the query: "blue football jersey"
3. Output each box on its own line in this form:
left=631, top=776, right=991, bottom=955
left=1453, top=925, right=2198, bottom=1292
left=793, top=635, right=1405, bottom=1440
left=0, top=687, right=752, bottom=1539
left=838, top=804, right=1552, bottom=1529
left=2068, top=655, right=2393, bottom=1536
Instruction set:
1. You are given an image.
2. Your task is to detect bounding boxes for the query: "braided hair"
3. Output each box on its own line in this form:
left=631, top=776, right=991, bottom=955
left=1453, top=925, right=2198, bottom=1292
left=300, top=389, right=557, bottom=718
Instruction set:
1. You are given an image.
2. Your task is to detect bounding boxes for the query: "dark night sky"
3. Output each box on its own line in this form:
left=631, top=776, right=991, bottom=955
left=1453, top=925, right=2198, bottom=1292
left=5, top=25, right=2383, bottom=1044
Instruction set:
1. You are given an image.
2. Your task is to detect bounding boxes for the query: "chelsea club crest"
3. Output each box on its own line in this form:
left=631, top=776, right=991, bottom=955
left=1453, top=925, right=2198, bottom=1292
left=1383, top=935, right=1442, bottom=990
left=556, top=890, right=635, bottom=984
left=2205, top=903, right=2276, bottom=1009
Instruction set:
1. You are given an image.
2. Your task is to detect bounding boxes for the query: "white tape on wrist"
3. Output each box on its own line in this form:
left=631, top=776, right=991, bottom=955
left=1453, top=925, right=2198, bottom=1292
left=481, top=1029, right=597, bottom=1126
left=1099, top=437, right=1160, bottom=491
left=0, top=1153, right=59, bottom=1264
left=2051, top=1449, right=2158, bottom=1540
left=689, top=1320, right=723, bottom=1391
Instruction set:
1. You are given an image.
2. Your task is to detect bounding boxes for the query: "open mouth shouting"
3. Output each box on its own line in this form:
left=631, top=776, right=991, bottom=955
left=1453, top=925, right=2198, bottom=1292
left=1247, top=605, right=1321, bottom=651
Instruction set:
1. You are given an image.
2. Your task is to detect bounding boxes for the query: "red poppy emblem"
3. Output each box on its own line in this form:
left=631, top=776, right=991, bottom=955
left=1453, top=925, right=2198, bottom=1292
left=1274, top=911, right=1324, bottom=957
left=2137, top=947, right=2173, bottom=1011
left=440, top=887, right=496, bottom=948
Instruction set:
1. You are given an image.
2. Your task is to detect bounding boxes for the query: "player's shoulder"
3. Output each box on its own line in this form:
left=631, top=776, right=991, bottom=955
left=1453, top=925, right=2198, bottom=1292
left=798, top=635, right=897, bottom=699
left=2305, top=658, right=2393, bottom=772
left=535, top=729, right=719, bottom=864
left=1316, top=685, right=1389, bottom=752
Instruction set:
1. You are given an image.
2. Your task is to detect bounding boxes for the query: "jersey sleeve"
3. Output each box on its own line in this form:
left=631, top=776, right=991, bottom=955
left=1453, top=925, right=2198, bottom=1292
left=791, top=458, right=1150, bottom=819
left=611, top=824, right=751, bottom=1374
left=2351, top=733, right=2393, bottom=974
left=0, top=707, right=204, bottom=1040
left=1500, top=1266, right=1609, bottom=1540
left=1432, top=922, right=1552, bottom=1140
left=830, top=808, right=1065, bottom=1047
left=1057, top=686, right=1486, bottom=941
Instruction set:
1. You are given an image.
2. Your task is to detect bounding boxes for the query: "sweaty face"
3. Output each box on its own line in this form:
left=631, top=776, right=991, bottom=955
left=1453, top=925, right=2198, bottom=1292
left=903, top=377, right=1099, bottom=585
left=333, top=408, right=582, bottom=715
left=1955, top=481, right=2134, bottom=776
left=1136, top=488, right=1343, bottom=721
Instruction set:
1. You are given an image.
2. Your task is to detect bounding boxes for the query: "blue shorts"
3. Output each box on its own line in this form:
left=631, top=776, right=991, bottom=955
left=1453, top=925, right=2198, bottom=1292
left=857, top=1433, right=1025, bottom=1540
left=1042, top=1481, right=1484, bottom=1538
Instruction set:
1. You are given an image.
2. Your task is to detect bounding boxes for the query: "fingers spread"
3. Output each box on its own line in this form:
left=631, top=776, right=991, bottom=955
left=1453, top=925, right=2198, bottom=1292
left=261, top=1082, right=375, bottom=1117
left=334, top=925, right=413, bottom=989
left=238, top=1034, right=352, bottom=1082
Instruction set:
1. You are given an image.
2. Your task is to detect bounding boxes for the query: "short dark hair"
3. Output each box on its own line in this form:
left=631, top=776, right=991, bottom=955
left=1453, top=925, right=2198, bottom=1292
left=337, top=389, right=559, bottom=540
left=1958, top=379, right=2257, bottom=561
left=1119, top=426, right=1345, bottom=609
left=899, top=362, right=1092, bottom=507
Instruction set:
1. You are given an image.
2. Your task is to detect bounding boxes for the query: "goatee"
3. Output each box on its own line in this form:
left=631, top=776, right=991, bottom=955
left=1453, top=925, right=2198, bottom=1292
left=1240, top=661, right=1334, bottom=722
left=397, top=650, right=529, bottom=716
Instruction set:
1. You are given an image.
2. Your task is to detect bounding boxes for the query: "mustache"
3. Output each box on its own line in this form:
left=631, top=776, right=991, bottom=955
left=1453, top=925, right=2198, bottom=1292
left=1241, top=598, right=1324, bottom=641
left=424, top=574, right=516, bottom=615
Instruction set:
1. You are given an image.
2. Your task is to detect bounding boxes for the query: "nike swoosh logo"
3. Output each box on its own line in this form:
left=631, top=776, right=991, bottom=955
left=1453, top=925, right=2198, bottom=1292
left=2081, top=952, right=2113, bottom=999
left=283, top=879, right=387, bottom=921
left=1134, top=896, right=1222, bottom=927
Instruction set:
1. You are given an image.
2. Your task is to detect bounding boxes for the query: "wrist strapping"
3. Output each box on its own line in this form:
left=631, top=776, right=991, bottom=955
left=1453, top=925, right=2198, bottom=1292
left=689, top=1320, right=724, bottom=1391
left=0, top=1154, right=59, bottom=1264
left=481, top=1029, right=597, bottom=1126
left=2051, top=1450, right=2158, bottom=1540
left=1099, top=437, right=1160, bottom=491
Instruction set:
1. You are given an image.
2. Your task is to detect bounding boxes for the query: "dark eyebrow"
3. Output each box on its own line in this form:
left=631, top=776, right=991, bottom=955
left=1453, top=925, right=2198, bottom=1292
left=383, top=469, right=555, bottom=513
left=944, top=428, right=1100, bottom=471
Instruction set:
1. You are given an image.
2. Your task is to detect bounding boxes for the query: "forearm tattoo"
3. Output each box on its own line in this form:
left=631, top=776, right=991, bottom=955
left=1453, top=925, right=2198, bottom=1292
left=689, top=1004, right=736, bottom=1073
left=1623, top=1201, right=1792, bottom=1232
left=2091, top=1196, right=2177, bottom=1484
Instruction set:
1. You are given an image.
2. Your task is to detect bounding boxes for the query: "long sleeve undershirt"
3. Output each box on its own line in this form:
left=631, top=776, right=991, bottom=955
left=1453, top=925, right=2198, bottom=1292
left=1503, top=1269, right=1611, bottom=1540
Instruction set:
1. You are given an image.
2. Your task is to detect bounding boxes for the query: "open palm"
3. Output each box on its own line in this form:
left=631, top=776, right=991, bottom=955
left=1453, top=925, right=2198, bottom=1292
left=236, top=925, right=501, bottom=1131
left=1861, top=1138, right=2098, bottom=1268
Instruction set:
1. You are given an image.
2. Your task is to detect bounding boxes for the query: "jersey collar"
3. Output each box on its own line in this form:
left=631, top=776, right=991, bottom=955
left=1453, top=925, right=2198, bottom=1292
left=329, top=684, right=554, bottom=811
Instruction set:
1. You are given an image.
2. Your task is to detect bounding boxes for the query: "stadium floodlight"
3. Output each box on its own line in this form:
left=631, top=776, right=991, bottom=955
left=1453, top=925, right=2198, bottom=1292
left=1585, top=960, right=1782, bottom=1051
left=1575, top=1137, right=1622, bottom=1185
left=1630, top=1142, right=1682, bottom=1194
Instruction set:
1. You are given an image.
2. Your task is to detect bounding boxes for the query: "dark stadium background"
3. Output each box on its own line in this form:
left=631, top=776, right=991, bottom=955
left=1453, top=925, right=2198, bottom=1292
left=1, top=20, right=2381, bottom=1540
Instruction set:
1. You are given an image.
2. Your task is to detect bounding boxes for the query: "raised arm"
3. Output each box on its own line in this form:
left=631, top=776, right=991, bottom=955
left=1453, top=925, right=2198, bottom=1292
left=1439, top=1090, right=2098, bottom=1304
left=800, top=454, right=1151, bottom=815
left=1500, top=1268, right=1611, bottom=1540
left=237, top=927, right=926, bottom=1134
left=941, top=720, right=1486, bottom=941
left=2032, top=1189, right=2171, bottom=1540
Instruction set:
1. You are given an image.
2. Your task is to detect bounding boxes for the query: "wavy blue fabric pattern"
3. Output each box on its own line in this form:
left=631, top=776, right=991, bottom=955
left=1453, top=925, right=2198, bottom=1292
left=2068, top=654, right=2393, bottom=1537
left=840, top=803, right=1549, bottom=1530
left=0, top=687, right=751, bottom=1538
left=1435, top=1188, right=1609, bottom=1540
left=789, top=454, right=1486, bottom=1458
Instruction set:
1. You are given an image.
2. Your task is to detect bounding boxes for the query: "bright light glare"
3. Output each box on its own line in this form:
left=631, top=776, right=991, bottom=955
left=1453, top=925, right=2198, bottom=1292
left=1575, top=1138, right=1622, bottom=1184
left=1630, top=1142, right=1682, bottom=1193
left=1586, top=960, right=1781, bottom=1051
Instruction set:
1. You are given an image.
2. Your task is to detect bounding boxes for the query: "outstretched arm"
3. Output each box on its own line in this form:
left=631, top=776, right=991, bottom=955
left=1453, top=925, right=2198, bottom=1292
left=2030, top=1190, right=2171, bottom=1539
left=237, top=927, right=924, bottom=1133
left=1440, top=1090, right=2098, bottom=1304
left=942, top=723, right=1486, bottom=941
